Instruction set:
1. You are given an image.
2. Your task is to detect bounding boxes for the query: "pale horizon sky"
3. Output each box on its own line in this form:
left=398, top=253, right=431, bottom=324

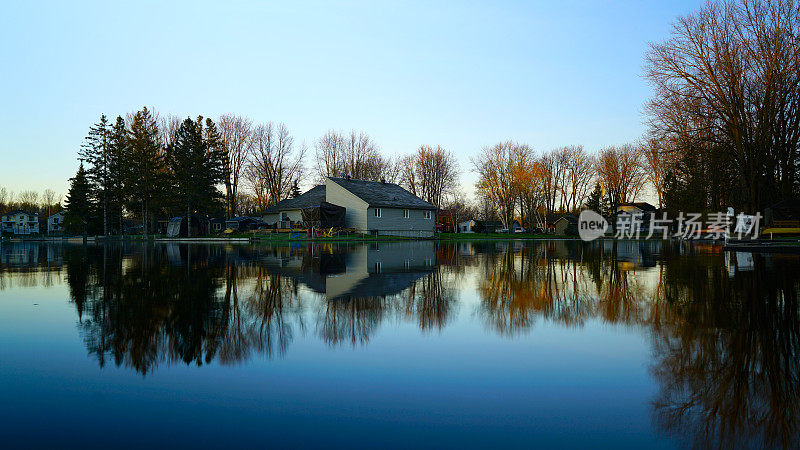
left=1, top=0, right=701, bottom=202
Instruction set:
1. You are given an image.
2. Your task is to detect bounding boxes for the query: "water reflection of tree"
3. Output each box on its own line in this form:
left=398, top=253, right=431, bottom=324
left=70, top=244, right=226, bottom=374
left=216, top=264, right=305, bottom=363
left=316, top=296, right=387, bottom=347
left=400, top=270, right=457, bottom=332
left=477, top=242, right=599, bottom=335
left=651, top=255, right=800, bottom=449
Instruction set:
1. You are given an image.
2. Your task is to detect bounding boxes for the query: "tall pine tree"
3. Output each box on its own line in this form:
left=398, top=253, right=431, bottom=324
left=65, top=164, right=93, bottom=236
left=79, top=115, right=114, bottom=236
left=166, top=117, right=226, bottom=237
left=126, top=107, right=165, bottom=235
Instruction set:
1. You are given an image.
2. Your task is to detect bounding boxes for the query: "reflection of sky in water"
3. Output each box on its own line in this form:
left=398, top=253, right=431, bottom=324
left=0, top=241, right=796, bottom=448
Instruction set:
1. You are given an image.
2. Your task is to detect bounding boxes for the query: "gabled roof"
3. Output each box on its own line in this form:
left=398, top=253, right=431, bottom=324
left=226, top=216, right=259, bottom=223
left=553, top=214, right=578, bottom=223
left=1, top=210, right=38, bottom=217
left=618, top=202, right=656, bottom=212
left=262, top=185, right=327, bottom=214
left=328, top=177, right=435, bottom=210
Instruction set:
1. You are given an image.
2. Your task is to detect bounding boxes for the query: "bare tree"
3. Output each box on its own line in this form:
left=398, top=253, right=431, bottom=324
left=159, top=115, right=182, bottom=148
left=314, top=130, right=346, bottom=181
left=248, top=123, right=305, bottom=207
left=643, top=138, right=675, bottom=209
left=472, top=141, right=530, bottom=230
left=596, top=144, right=646, bottom=211
left=645, top=0, right=800, bottom=210
left=397, top=145, right=460, bottom=210
left=557, top=145, right=595, bottom=212
left=17, top=190, right=39, bottom=209
left=218, top=114, right=253, bottom=218
left=313, top=129, right=393, bottom=182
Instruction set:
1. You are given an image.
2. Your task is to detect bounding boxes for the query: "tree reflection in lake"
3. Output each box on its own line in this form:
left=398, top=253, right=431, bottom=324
left=470, top=239, right=799, bottom=448
left=651, top=252, right=800, bottom=449
left=1, top=239, right=798, bottom=447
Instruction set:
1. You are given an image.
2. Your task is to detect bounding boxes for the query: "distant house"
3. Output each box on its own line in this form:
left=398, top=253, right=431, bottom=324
left=209, top=217, right=227, bottom=233
left=1, top=210, right=40, bottom=235
left=47, top=211, right=65, bottom=234
left=459, top=219, right=502, bottom=233
left=260, top=177, right=436, bottom=237
left=509, top=219, right=524, bottom=233
left=458, top=219, right=477, bottom=233
left=553, top=215, right=578, bottom=235
left=765, top=199, right=800, bottom=228
left=763, top=199, right=800, bottom=235
left=262, top=185, right=327, bottom=228
left=616, top=202, right=657, bottom=233
left=225, top=216, right=260, bottom=232
left=325, top=177, right=436, bottom=237
left=616, top=202, right=657, bottom=215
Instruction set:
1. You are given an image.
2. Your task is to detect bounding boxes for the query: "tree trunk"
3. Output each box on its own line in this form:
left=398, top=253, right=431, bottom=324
left=186, top=202, right=192, bottom=238
left=142, top=201, right=148, bottom=236
left=103, top=188, right=108, bottom=237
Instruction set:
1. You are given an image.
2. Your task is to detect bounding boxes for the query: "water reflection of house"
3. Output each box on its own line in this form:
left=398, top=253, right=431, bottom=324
left=260, top=242, right=436, bottom=300
left=0, top=242, right=63, bottom=268
left=597, top=239, right=661, bottom=269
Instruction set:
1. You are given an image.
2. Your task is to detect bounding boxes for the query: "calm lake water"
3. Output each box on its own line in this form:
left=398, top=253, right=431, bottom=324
left=0, top=240, right=798, bottom=448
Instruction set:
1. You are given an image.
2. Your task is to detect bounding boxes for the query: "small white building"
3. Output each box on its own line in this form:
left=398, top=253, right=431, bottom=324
left=1, top=210, right=40, bottom=235
left=48, top=211, right=66, bottom=234
left=458, top=219, right=477, bottom=233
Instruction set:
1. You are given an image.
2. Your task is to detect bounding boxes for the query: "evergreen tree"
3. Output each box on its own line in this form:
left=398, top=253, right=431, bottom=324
left=166, top=117, right=226, bottom=237
left=79, top=115, right=114, bottom=236
left=65, top=164, right=94, bottom=236
left=126, top=107, right=165, bottom=235
left=585, top=183, right=604, bottom=212
left=108, top=116, right=128, bottom=234
left=290, top=180, right=302, bottom=198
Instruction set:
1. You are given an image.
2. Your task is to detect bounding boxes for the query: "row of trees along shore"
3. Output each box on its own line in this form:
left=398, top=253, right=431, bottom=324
left=474, top=0, right=800, bottom=228
left=61, top=0, right=800, bottom=235
left=0, top=188, right=63, bottom=220
left=66, top=107, right=468, bottom=237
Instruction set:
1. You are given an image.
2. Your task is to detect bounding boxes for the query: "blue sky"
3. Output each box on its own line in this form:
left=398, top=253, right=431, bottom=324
left=0, top=0, right=701, bottom=198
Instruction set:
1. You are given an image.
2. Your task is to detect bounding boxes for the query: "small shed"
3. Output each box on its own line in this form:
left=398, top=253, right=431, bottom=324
left=553, top=215, right=578, bottom=235
left=166, top=216, right=208, bottom=238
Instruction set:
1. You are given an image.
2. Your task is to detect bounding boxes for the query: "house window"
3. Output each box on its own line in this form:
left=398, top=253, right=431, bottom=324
left=403, top=209, right=409, bottom=218
left=375, top=261, right=382, bottom=273
left=281, top=212, right=288, bottom=220
left=424, top=211, right=431, bottom=219
left=374, top=208, right=382, bottom=218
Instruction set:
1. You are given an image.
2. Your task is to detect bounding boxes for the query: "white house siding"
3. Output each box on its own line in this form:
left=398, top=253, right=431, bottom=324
left=326, top=179, right=369, bottom=230
left=366, top=207, right=434, bottom=238
left=1, top=212, right=40, bottom=235
left=262, top=209, right=303, bottom=226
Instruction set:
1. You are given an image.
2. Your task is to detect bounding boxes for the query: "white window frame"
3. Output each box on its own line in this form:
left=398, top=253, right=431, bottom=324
left=403, top=209, right=409, bottom=218
left=424, top=210, right=432, bottom=219
left=374, top=208, right=382, bottom=218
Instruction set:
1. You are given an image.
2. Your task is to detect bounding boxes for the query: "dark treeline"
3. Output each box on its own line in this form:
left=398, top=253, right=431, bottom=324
left=67, top=108, right=226, bottom=236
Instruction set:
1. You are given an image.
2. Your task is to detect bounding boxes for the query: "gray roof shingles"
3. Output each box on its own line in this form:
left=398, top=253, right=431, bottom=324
left=261, top=185, right=327, bottom=214
left=328, top=177, right=435, bottom=210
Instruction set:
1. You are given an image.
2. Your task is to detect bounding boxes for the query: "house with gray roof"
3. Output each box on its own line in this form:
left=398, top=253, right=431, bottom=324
left=262, top=185, right=327, bottom=227
left=325, top=177, right=436, bottom=237
left=261, top=177, right=436, bottom=237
